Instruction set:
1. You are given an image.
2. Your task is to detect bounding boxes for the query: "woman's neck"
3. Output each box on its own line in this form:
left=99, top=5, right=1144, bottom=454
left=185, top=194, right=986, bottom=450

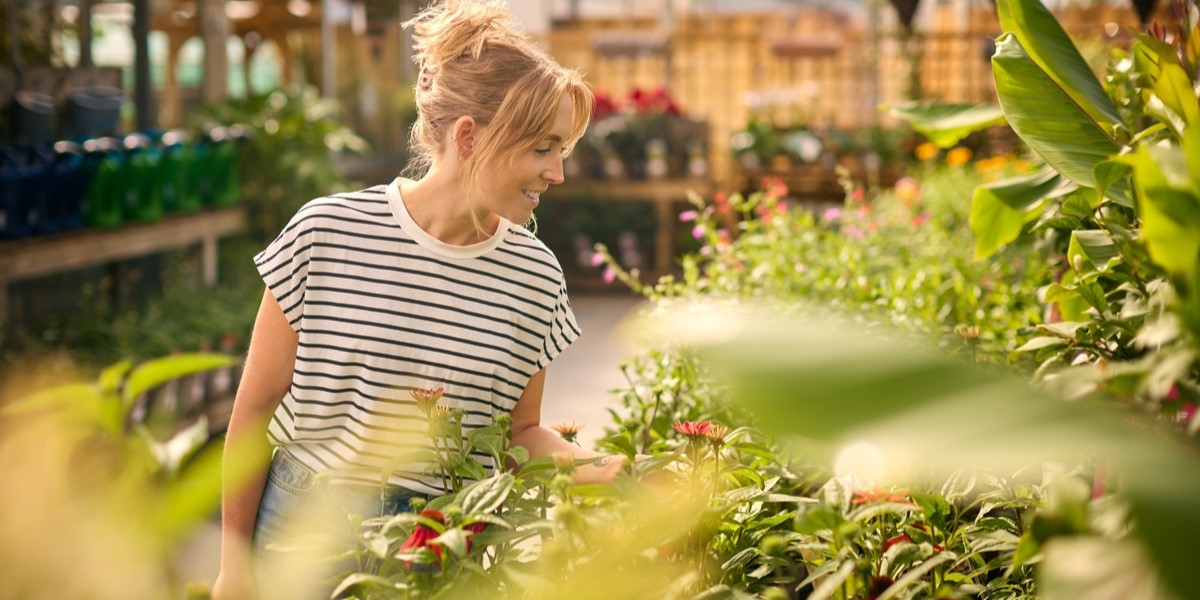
left=400, top=171, right=498, bottom=246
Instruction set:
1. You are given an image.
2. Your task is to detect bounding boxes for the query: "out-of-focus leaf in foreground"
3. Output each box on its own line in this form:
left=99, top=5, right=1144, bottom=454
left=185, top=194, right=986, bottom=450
left=630, top=303, right=1200, bottom=600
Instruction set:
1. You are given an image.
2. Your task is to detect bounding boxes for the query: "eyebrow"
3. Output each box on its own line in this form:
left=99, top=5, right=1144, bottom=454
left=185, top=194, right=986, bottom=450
left=545, top=134, right=564, bottom=143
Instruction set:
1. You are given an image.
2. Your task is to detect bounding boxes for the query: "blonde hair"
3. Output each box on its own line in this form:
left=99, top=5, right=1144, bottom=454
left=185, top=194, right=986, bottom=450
left=402, top=0, right=593, bottom=226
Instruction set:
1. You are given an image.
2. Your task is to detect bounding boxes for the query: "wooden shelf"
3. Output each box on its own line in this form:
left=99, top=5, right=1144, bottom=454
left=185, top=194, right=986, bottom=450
left=0, top=206, right=247, bottom=322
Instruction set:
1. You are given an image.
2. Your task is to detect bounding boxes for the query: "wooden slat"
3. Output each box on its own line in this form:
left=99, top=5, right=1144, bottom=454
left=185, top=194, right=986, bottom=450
left=0, top=207, right=246, bottom=282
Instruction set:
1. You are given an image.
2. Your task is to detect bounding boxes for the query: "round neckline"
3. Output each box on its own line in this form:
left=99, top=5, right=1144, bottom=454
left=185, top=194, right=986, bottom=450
left=386, top=177, right=511, bottom=259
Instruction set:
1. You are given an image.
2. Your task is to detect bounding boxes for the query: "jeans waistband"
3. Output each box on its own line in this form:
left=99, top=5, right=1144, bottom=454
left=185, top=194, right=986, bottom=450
left=272, top=447, right=428, bottom=505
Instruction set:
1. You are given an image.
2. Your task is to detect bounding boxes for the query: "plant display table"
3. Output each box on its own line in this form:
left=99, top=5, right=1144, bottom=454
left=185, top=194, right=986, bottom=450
left=0, top=206, right=246, bottom=323
left=544, top=177, right=711, bottom=281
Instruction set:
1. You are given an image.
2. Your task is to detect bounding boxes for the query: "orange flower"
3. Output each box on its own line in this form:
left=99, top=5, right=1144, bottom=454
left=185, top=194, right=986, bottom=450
left=551, top=422, right=584, bottom=443
left=945, top=147, right=973, bottom=166
left=914, top=142, right=939, bottom=161
left=705, top=423, right=729, bottom=444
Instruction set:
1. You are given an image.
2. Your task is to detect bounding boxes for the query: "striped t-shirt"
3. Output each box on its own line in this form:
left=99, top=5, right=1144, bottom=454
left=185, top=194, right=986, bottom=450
left=254, top=178, right=580, bottom=495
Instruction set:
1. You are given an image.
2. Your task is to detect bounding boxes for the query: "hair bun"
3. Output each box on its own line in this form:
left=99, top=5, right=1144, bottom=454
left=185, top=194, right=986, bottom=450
left=404, top=0, right=528, bottom=72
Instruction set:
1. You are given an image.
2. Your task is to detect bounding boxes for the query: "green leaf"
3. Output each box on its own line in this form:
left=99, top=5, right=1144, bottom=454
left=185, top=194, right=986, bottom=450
left=995, top=0, right=1125, bottom=141
left=991, top=34, right=1125, bottom=192
left=796, top=507, right=846, bottom=534
left=1153, top=61, right=1200, bottom=132
left=458, top=473, right=515, bottom=516
left=1093, top=161, right=1134, bottom=207
left=331, top=574, right=406, bottom=597
left=432, top=528, right=470, bottom=558
left=1068, top=230, right=1119, bottom=272
left=98, top=360, right=133, bottom=395
left=886, top=101, right=1008, bottom=148
left=122, top=353, right=237, bottom=410
left=970, top=167, right=1064, bottom=259
left=807, top=560, right=856, bottom=600
left=1119, top=144, right=1200, bottom=278
left=1011, top=336, right=1066, bottom=354
left=877, top=553, right=955, bottom=600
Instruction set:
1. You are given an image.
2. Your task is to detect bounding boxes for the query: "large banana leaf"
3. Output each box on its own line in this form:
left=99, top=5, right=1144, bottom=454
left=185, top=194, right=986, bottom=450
left=995, top=0, right=1125, bottom=143
left=992, top=34, right=1124, bottom=192
left=885, top=101, right=1007, bottom=148
left=636, top=305, right=1200, bottom=600
left=969, top=166, right=1073, bottom=260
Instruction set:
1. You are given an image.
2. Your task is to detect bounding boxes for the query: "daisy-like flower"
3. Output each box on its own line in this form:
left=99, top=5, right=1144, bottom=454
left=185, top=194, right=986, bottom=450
left=551, top=422, right=584, bottom=443
left=552, top=451, right=577, bottom=474
left=851, top=487, right=912, bottom=505
left=704, top=423, right=729, bottom=446
left=411, top=387, right=445, bottom=416
left=427, top=404, right=454, bottom=437
left=672, top=420, right=713, bottom=439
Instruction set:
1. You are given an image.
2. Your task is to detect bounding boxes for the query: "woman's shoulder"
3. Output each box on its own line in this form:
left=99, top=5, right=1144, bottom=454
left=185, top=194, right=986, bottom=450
left=498, top=226, right=566, bottom=278
left=288, top=185, right=394, bottom=227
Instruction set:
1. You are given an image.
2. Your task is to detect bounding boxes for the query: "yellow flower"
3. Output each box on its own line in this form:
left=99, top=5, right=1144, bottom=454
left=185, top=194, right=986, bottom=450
left=945, top=147, right=973, bottom=166
left=914, top=142, right=939, bottom=161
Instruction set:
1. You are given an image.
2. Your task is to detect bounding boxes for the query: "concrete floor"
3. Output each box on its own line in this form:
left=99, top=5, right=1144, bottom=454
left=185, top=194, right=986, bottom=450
left=175, top=291, right=648, bottom=586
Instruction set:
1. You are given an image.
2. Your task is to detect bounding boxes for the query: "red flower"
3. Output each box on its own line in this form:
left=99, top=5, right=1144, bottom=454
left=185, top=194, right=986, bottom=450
left=464, top=521, right=488, bottom=553
left=881, top=533, right=912, bottom=552
left=672, top=420, right=713, bottom=439
left=852, top=487, right=912, bottom=505
left=398, top=510, right=447, bottom=563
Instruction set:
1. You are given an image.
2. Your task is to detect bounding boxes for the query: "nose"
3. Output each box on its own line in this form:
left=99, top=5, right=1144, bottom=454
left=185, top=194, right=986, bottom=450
left=543, top=154, right=565, bottom=185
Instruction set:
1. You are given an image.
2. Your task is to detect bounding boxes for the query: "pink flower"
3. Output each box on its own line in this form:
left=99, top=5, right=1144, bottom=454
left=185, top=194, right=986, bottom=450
left=679, top=210, right=699, bottom=222
left=603, top=268, right=616, bottom=284
left=1178, top=402, right=1196, bottom=426
left=589, top=252, right=605, bottom=267
left=895, top=177, right=921, bottom=205
left=822, top=207, right=842, bottom=221
left=410, top=387, right=445, bottom=416
left=692, top=225, right=706, bottom=239
left=672, top=420, right=713, bottom=439
left=843, top=225, right=866, bottom=239
left=912, top=212, right=930, bottom=228
left=715, top=229, right=731, bottom=247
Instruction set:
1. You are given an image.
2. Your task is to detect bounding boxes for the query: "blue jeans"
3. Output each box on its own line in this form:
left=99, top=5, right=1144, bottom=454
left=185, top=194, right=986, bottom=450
left=252, top=449, right=428, bottom=599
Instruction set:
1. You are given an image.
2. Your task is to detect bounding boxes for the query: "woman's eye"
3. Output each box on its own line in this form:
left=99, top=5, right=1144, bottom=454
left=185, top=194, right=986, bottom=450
left=534, top=148, right=552, bottom=155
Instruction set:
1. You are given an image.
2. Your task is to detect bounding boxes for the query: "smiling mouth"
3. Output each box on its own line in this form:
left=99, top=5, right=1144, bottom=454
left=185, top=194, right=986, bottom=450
left=522, top=189, right=542, bottom=205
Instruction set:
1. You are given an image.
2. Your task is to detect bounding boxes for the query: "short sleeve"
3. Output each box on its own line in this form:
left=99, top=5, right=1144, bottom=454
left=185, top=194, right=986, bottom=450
left=253, top=205, right=318, bottom=331
left=536, top=280, right=581, bottom=370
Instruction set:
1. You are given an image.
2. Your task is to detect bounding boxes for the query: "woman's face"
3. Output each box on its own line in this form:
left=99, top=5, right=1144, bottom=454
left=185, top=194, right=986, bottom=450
left=474, top=94, right=574, bottom=225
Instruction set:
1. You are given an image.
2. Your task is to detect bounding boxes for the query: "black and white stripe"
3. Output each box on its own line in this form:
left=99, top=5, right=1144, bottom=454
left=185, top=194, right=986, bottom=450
left=254, top=181, right=580, bottom=495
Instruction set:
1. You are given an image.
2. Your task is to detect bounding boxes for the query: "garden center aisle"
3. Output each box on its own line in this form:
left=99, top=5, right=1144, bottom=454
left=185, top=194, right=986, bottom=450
left=176, top=292, right=646, bottom=584
left=542, top=292, right=647, bottom=448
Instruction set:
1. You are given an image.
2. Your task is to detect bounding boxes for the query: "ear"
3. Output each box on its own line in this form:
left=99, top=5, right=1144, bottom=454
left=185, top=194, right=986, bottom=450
left=451, top=116, right=477, bottom=160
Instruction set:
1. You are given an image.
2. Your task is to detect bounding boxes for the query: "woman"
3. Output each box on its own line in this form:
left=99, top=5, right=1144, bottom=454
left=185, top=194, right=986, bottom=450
left=212, top=2, right=617, bottom=597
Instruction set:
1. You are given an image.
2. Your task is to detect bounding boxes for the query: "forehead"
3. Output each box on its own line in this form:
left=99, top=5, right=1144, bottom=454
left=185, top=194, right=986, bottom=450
left=547, top=94, right=574, bottom=140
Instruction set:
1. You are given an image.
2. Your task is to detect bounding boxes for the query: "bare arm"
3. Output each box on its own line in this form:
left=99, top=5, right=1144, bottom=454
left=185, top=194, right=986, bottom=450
left=509, top=369, right=623, bottom=484
left=212, top=289, right=298, bottom=598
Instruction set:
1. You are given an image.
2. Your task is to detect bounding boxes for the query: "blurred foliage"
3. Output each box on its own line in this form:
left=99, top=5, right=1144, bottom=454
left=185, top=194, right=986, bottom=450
left=0, top=354, right=244, bottom=600
left=187, top=85, right=367, bottom=243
